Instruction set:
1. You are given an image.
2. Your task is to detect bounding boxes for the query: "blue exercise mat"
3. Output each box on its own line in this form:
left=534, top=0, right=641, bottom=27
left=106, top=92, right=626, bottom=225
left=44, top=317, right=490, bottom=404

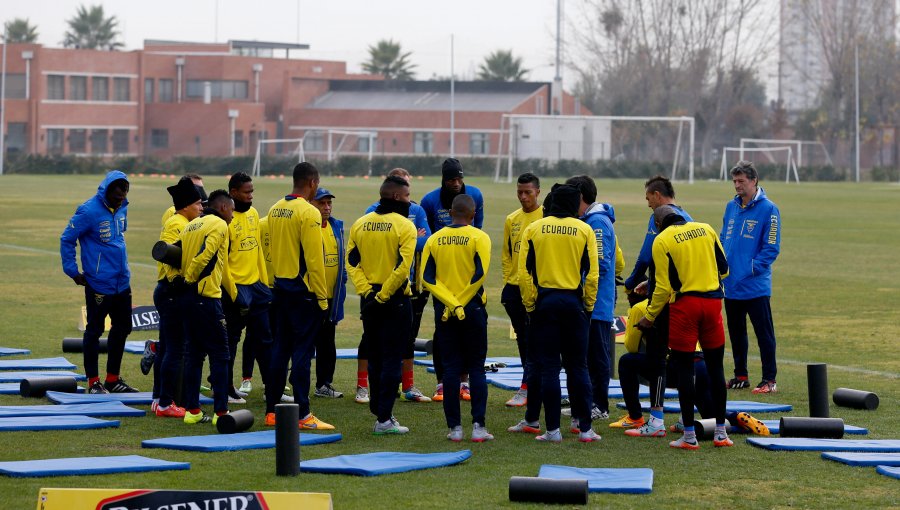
left=617, top=400, right=793, bottom=413
left=46, top=391, right=213, bottom=405
left=299, top=450, right=472, bottom=476
left=822, top=452, right=900, bottom=467
left=0, top=402, right=145, bottom=418
left=538, top=465, right=654, bottom=494
left=728, top=420, right=867, bottom=436
left=0, top=415, right=119, bottom=431
left=0, top=371, right=86, bottom=383
left=124, top=341, right=146, bottom=354
left=0, top=383, right=84, bottom=395
left=415, top=357, right=522, bottom=368
left=142, top=431, right=342, bottom=452
left=876, top=465, right=900, bottom=480
left=0, top=357, right=76, bottom=370
left=0, top=347, right=30, bottom=357
left=333, top=348, right=425, bottom=359
left=748, top=438, right=900, bottom=452
left=0, top=455, right=189, bottom=478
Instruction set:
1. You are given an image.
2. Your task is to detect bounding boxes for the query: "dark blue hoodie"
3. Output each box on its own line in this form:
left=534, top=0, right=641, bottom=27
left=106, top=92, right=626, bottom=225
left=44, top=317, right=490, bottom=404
left=582, top=202, right=617, bottom=322
left=60, top=171, right=130, bottom=294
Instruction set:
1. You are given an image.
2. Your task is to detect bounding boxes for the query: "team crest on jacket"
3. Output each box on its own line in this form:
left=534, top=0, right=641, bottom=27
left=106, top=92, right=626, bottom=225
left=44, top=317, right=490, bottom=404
left=745, top=220, right=757, bottom=233
left=94, top=294, right=104, bottom=305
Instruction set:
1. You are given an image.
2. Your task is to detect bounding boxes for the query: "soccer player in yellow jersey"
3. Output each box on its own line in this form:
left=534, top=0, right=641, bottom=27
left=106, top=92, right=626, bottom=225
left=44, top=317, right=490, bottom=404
left=177, top=190, right=236, bottom=425
left=161, top=174, right=206, bottom=226
left=264, top=162, right=333, bottom=430
left=421, top=195, right=494, bottom=442
left=152, top=178, right=202, bottom=418
left=347, top=176, right=417, bottom=435
left=518, top=184, right=601, bottom=443
left=501, top=173, right=542, bottom=408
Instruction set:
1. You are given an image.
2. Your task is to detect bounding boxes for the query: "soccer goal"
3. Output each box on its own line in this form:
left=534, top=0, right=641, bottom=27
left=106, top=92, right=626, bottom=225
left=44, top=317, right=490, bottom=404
left=740, top=138, right=833, bottom=167
left=251, top=129, right=378, bottom=177
left=251, top=138, right=304, bottom=178
left=720, top=146, right=800, bottom=183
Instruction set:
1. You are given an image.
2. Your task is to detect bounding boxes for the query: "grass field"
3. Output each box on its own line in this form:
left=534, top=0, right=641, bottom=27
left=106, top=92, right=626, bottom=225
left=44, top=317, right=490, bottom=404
left=0, top=174, right=898, bottom=509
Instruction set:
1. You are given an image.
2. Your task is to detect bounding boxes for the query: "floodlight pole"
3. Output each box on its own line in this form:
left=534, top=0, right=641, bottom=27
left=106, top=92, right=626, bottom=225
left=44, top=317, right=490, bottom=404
left=449, top=34, right=455, bottom=158
left=854, top=43, right=860, bottom=183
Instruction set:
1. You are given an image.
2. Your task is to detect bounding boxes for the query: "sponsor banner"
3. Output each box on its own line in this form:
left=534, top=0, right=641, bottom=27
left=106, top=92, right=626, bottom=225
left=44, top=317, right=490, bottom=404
left=79, top=306, right=160, bottom=332
left=37, top=488, right=332, bottom=510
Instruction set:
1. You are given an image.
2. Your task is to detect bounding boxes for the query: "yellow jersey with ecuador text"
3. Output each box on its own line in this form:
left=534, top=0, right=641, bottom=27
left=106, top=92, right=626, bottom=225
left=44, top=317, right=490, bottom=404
left=421, top=225, right=491, bottom=309
left=267, top=196, right=328, bottom=310
left=227, top=207, right=267, bottom=286
left=624, top=299, right=648, bottom=354
left=346, top=211, right=416, bottom=302
left=161, top=206, right=175, bottom=227
left=258, top=216, right=274, bottom=288
left=322, top=223, right=339, bottom=299
left=645, top=221, right=729, bottom=322
left=157, top=213, right=189, bottom=282
left=517, top=216, right=599, bottom=313
left=502, top=207, right=543, bottom=286
left=179, top=213, right=236, bottom=300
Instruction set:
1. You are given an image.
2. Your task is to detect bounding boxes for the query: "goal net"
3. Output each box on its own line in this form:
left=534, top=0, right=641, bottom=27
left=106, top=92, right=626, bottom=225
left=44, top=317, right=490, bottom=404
left=252, top=129, right=377, bottom=177
left=720, top=146, right=800, bottom=183
left=740, top=138, right=833, bottom=168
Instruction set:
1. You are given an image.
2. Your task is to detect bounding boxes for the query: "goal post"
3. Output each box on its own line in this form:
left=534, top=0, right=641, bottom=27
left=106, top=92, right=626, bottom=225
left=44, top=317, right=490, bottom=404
left=740, top=138, right=833, bottom=168
left=251, top=138, right=304, bottom=178
left=720, top=146, right=800, bottom=183
left=251, top=129, right=378, bottom=178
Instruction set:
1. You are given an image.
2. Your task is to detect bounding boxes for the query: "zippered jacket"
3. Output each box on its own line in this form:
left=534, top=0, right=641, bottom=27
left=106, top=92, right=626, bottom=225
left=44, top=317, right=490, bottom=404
left=624, top=205, right=692, bottom=291
left=325, top=216, right=347, bottom=323
left=582, top=203, right=617, bottom=322
left=720, top=187, right=781, bottom=299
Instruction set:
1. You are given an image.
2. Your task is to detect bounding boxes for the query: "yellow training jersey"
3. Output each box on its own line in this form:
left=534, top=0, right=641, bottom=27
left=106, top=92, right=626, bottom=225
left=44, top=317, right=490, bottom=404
left=624, top=300, right=648, bottom=354
left=267, top=196, right=328, bottom=310
left=227, top=207, right=267, bottom=286
left=258, top=216, right=274, bottom=288
left=322, top=223, right=339, bottom=299
left=645, top=221, right=729, bottom=321
left=421, top=224, right=492, bottom=309
left=346, top=211, right=416, bottom=301
left=179, top=213, right=236, bottom=300
left=157, top=213, right=189, bottom=282
left=502, top=207, right=543, bottom=285
left=161, top=206, right=175, bottom=227
left=518, top=216, right=599, bottom=313
left=615, top=235, right=625, bottom=279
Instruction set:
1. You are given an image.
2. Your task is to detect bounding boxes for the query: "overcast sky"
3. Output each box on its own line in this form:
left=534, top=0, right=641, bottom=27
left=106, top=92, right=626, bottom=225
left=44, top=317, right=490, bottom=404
left=3, top=0, right=566, bottom=82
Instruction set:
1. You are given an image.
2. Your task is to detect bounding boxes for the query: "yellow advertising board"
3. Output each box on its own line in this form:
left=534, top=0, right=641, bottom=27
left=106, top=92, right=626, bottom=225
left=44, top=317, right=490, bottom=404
left=37, top=488, right=332, bottom=510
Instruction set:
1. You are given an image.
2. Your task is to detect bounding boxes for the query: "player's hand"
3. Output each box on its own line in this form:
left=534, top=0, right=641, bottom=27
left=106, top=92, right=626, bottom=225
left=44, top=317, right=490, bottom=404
left=417, top=228, right=427, bottom=238
left=453, top=306, right=465, bottom=321
left=72, top=274, right=87, bottom=286
left=634, top=281, right=648, bottom=296
left=636, top=317, right=654, bottom=331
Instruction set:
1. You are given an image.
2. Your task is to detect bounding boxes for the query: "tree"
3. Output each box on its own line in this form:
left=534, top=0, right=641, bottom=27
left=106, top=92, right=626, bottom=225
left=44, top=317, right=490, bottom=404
left=477, top=50, right=529, bottom=82
left=361, top=39, right=416, bottom=80
left=4, top=18, right=39, bottom=43
left=62, top=4, right=122, bottom=50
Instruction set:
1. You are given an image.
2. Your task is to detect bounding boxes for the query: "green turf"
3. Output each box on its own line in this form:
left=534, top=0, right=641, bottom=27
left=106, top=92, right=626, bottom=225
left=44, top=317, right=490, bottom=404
left=0, top=174, right=898, bottom=509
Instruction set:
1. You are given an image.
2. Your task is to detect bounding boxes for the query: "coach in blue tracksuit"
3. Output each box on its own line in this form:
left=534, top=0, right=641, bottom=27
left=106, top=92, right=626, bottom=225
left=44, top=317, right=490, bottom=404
left=721, top=162, right=781, bottom=394
left=60, top=170, right=137, bottom=395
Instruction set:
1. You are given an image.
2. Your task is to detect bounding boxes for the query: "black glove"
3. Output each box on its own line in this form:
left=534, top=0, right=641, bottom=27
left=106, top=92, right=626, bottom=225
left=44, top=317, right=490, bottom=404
left=360, top=293, right=383, bottom=321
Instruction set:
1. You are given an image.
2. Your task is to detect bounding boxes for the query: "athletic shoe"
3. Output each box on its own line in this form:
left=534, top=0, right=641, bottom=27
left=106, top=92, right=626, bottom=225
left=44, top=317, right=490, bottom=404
left=314, top=384, right=344, bottom=399
left=579, top=429, right=602, bottom=443
left=713, top=432, right=734, bottom=447
left=199, top=384, right=211, bottom=392
left=280, top=394, right=294, bottom=403
left=355, top=386, right=370, bottom=404
left=239, top=379, right=252, bottom=393
left=432, top=385, right=444, bottom=402
left=669, top=420, right=685, bottom=433
left=233, top=388, right=248, bottom=399
left=140, top=340, right=157, bottom=375
left=299, top=414, right=334, bottom=430
left=570, top=418, right=581, bottom=434
left=472, top=423, right=494, bottom=443
left=155, top=404, right=186, bottom=418
left=751, top=380, right=778, bottom=394
left=227, top=387, right=246, bottom=404
left=726, top=377, right=750, bottom=389
left=264, top=412, right=276, bottom=426
left=150, top=400, right=159, bottom=413
left=104, top=378, right=139, bottom=393
left=669, top=436, right=700, bottom=450
left=505, top=388, right=528, bottom=407
left=283, top=385, right=292, bottom=395
left=507, top=419, right=541, bottom=434
left=561, top=407, right=572, bottom=417
left=401, top=386, right=431, bottom=402
left=212, top=413, right=225, bottom=427
left=88, top=381, right=109, bottom=394
left=735, top=412, right=770, bottom=435
left=591, top=406, right=609, bottom=420
left=373, top=416, right=409, bottom=435
left=184, top=410, right=212, bottom=424
left=460, top=384, right=471, bottom=401
left=624, top=421, right=667, bottom=437
left=535, top=429, right=563, bottom=443
left=609, top=415, right=645, bottom=429
left=448, top=425, right=464, bottom=442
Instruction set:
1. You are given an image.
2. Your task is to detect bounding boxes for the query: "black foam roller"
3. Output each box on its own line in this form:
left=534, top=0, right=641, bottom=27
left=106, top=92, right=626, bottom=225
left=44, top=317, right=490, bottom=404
left=152, top=241, right=182, bottom=269
left=807, top=363, right=829, bottom=418
left=693, top=418, right=727, bottom=440
left=62, top=337, right=108, bottom=353
left=275, top=403, right=299, bottom=476
left=833, top=387, right=879, bottom=410
left=508, top=476, right=588, bottom=505
left=20, top=377, right=78, bottom=397
left=413, top=338, right=433, bottom=355
left=779, top=417, right=844, bottom=438
left=216, top=409, right=254, bottom=434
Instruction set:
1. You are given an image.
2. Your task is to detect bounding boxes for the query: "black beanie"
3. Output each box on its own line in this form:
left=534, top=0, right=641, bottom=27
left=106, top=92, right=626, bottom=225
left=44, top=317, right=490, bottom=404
left=546, top=183, right=581, bottom=218
left=441, top=158, right=464, bottom=181
left=167, top=178, right=202, bottom=210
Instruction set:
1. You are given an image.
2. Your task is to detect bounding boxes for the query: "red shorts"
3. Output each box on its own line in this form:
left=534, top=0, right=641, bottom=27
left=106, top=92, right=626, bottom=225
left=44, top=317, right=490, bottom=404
left=667, top=295, right=725, bottom=352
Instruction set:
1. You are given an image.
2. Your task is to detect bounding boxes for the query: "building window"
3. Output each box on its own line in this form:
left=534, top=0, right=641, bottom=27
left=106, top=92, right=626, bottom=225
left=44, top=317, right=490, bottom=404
left=6, top=123, right=27, bottom=153
left=3, top=74, right=26, bottom=99
left=234, top=130, right=244, bottom=149
left=304, top=132, right=324, bottom=152
left=144, top=78, right=154, bottom=103
left=357, top=136, right=371, bottom=153
left=91, top=129, right=109, bottom=154
left=185, top=80, right=249, bottom=100
left=69, top=129, right=87, bottom=153
left=469, top=133, right=490, bottom=155
left=112, top=129, right=129, bottom=153
left=47, top=75, right=65, bottom=100
left=158, top=79, right=174, bottom=102
left=47, top=129, right=64, bottom=154
left=151, top=129, right=169, bottom=149
left=114, top=77, right=130, bottom=101
left=414, top=132, right=434, bottom=154
left=92, top=77, right=109, bottom=101
left=70, top=76, right=87, bottom=101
